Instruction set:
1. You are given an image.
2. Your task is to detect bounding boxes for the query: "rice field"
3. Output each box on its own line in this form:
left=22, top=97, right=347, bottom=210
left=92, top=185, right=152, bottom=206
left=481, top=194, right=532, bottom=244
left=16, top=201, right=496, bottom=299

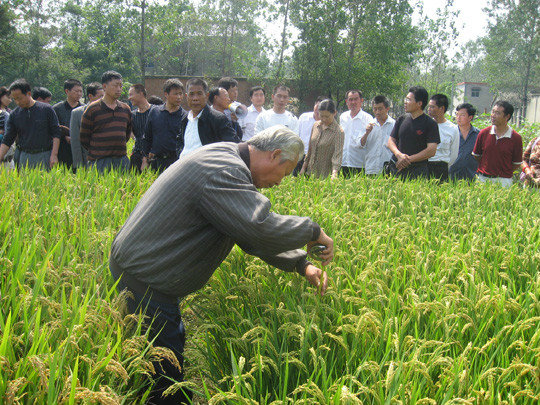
left=1, top=151, right=540, bottom=404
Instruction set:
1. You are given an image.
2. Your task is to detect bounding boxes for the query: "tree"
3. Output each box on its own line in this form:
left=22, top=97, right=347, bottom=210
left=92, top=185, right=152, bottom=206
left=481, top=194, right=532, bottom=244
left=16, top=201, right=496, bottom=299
left=483, top=0, right=540, bottom=122
left=411, top=0, right=460, bottom=96
left=288, top=0, right=418, bottom=109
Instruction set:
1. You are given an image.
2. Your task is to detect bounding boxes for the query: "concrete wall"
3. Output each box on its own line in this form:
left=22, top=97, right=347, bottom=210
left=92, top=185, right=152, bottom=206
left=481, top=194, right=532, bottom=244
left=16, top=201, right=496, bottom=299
left=453, top=82, right=494, bottom=114
left=526, top=94, right=540, bottom=123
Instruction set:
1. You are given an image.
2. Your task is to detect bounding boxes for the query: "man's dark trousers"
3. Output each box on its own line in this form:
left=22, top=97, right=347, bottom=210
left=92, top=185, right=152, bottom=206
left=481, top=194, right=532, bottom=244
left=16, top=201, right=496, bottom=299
left=111, top=264, right=192, bottom=404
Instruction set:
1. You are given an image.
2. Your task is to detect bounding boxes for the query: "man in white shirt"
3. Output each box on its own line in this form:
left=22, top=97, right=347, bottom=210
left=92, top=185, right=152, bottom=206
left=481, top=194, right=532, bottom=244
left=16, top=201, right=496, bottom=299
left=241, top=86, right=266, bottom=141
left=359, top=95, right=395, bottom=175
left=254, top=85, right=299, bottom=135
left=339, top=90, right=373, bottom=177
left=294, top=96, right=324, bottom=175
left=427, top=94, right=459, bottom=182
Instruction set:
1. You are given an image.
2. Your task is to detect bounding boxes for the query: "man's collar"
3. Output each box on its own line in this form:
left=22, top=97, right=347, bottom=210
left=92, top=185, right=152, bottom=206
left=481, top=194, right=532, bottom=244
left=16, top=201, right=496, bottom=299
left=65, top=100, right=81, bottom=109
left=100, top=98, right=121, bottom=110
left=490, top=125, right=513, bottom=139
left=188, top=108, right=204, bottom=120
left=375, top=115, right=393, bottom=126
left=349, top=109, right=362, bottom=119
left=239, top=142, right=250, bottom=169
left=161, top=103, right=183, bottom=114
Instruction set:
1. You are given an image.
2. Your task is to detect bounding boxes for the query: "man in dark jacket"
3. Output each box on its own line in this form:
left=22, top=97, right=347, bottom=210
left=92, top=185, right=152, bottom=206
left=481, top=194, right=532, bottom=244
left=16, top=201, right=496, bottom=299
left=177, top=77, right=239, bottom=158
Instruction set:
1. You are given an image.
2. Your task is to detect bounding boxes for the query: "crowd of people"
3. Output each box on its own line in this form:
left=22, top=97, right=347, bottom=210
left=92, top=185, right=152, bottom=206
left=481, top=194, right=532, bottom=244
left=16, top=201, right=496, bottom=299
left=2, top=71, right=540, bottom=404
left=1, top=72, right=538, bottom=189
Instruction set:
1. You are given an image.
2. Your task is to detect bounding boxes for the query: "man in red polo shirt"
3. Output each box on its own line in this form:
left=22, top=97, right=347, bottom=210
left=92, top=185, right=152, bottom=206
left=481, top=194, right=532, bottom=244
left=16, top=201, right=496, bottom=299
left=472, top=100, right=522, bottom=187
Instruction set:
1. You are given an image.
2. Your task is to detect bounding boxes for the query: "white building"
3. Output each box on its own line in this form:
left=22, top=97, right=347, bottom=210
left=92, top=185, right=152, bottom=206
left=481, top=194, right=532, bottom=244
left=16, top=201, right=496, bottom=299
left=453, top=82, right=494, bottom=114
left=526, top=93, right=540, bottom=123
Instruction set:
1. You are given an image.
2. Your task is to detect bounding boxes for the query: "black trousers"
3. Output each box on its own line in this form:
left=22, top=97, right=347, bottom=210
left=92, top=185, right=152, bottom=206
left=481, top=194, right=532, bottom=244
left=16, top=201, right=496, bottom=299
left=427, top=161, right=449, bottom=182
left=110, top=263, right=192, bottom=404
left=150, top=155, right=178, bottom=174
left=292, top=156, right=305, bottom=176
left=340, top=166, right=365, bottom=178
left=58, top=138, right=73, bottom=170
left=398, top=162, right=429, bottom=180
left=130, top=150, right=144, bottom=174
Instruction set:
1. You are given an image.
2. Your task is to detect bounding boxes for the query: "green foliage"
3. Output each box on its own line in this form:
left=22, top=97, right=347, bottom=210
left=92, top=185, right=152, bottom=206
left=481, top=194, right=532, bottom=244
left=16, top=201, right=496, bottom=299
left=187, top=175, right=540, bottom=403
left=0, top=167, right=162, bottom=403
left=409, top=0, right=460, bottom=96
left=3, top=148, right=540, bottom=403
left=289, top=0, right=419, bottom=109
left=483, top=0, right=540, bottom=118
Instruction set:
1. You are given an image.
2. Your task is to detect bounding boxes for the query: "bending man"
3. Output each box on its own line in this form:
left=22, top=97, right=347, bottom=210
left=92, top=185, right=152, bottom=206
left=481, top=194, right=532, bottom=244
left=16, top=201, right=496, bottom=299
left=109, top=125, right=334, bottom=404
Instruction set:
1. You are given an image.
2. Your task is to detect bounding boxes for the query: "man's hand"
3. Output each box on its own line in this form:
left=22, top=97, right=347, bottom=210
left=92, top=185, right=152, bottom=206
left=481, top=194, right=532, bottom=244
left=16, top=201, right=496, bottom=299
left=396, top=152, right=411, bottom=171
left=307, top=228, right=334, bottom=266
left=365, top=123, right=374, bottom=135
left=141, top=156, right=150, bottom=171
left=304, top=264, right=328, bottom=296
left=65, top=136, right=71, bottom=144
left=49, top=153, right=58, bottom=168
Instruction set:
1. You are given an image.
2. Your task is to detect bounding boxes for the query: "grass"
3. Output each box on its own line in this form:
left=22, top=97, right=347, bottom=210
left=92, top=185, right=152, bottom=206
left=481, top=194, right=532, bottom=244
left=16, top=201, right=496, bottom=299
left=1, top=150, right=540, bottom=404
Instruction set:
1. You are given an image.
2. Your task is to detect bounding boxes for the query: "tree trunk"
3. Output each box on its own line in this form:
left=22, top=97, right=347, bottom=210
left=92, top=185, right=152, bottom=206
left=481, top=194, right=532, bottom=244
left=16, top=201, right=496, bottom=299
left=275, top=0, right=290, bottom=80
left=140, top=0, right=146, bottom=83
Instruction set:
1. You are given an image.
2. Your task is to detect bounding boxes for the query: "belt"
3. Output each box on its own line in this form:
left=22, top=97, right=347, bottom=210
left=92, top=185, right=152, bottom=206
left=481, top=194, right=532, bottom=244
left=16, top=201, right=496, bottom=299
left=154, top=153, right=176, bottom=160
left=428, top=161, right=448, bottom=166
left=20, top=147, right=51, bottom=154
left=109, top=256, right=179, bottom=305
left=478, top=172, right=499, bottom=178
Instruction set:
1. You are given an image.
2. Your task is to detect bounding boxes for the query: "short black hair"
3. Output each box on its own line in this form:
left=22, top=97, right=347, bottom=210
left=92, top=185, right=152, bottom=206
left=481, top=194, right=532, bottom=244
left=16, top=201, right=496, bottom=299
left=101, top=70, right=123, bottom=84
left=494, top=100, right=514, bottom=120
left=408, top=86, right=429, bottom=110
left=345, top=90, right=363, bottom=99
left=318, top=99, right=336, bottom=114
left=148, top=95, right=164, bottom=105
left=32, top=87, right=52, bottom=100
left=87, top=82, right=103, bottom=97
left=186, top=78, right=209, bottom=93
left=430, top=93, right=449, bottom=112
left=456, top=102, right=476, bottom=118
left=249, top=86, right=265, bottom=98
left=372, top=95, right=390, bottom=108
left=9, top=79, right=31, bottom=95
left=315, top=96, right=326, bottom=104
left=273, top=84, right=290, bottom=95
left=0, top=86, right=8, bottom=99
left=217, top=77, right=238, bottom=91
left=163, top=78, right=184, bottom=94
left=208, top=87, right=224, bottom=104
left=130, top=83, right=146, bottom=97
left=64, top=79, right=83, bottom=91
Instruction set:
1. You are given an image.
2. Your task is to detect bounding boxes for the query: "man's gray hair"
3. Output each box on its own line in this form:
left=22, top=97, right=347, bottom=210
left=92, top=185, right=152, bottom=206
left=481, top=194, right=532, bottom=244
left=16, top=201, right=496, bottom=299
left=247, top=125, right=304, bottom=162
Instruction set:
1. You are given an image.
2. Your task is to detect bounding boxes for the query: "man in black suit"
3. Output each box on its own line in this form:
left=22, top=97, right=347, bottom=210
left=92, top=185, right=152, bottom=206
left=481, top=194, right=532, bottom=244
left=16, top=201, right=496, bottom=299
left=177, top=78, right=239, bottom=158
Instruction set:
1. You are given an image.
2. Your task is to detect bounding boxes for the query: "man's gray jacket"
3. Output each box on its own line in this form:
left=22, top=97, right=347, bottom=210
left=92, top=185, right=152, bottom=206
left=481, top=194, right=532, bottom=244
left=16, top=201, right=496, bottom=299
left=110, top=142, right=319, bottom=299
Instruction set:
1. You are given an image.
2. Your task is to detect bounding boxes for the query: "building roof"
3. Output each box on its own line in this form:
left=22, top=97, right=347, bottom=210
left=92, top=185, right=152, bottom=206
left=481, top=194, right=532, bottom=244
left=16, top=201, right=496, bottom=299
left=457, top=82, right=489, bottom=86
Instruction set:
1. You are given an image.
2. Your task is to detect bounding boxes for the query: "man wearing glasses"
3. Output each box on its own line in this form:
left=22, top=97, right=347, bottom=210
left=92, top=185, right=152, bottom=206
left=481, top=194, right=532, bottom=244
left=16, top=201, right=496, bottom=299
left=387, top=86, right=440, bottom=179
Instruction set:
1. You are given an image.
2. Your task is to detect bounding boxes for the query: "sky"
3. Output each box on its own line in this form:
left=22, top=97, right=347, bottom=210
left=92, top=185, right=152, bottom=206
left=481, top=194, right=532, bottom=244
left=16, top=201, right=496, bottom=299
left=417, top=0, right=491, bottom=45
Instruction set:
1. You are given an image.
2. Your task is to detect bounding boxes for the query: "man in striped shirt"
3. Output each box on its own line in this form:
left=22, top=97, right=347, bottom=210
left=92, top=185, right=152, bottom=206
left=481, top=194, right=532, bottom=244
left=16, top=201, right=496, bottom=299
left=80, top=71, right=132, bottom=172
left=111, top=126, right=334, bottom=404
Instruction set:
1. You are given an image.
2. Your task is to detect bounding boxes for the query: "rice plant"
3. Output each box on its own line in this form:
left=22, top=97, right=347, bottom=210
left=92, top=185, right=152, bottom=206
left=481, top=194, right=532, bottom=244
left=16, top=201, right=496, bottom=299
left=1, top=159, right=539, bottom=404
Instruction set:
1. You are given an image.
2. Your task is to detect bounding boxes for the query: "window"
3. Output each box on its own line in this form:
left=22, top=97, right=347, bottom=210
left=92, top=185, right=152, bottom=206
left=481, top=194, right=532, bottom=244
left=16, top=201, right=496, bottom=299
left=471, top=87, right=481, bottom=97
